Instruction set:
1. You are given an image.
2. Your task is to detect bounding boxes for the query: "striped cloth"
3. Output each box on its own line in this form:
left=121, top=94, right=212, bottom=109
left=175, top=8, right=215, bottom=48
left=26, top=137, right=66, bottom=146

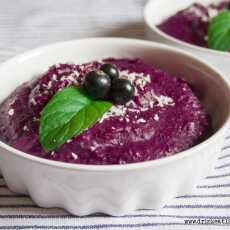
left=0, top=0, right=230, bottom=229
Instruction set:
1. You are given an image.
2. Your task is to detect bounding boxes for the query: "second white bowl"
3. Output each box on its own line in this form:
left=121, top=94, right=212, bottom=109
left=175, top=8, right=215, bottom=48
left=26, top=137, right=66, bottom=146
left=144, top=0, right=230, bottom=78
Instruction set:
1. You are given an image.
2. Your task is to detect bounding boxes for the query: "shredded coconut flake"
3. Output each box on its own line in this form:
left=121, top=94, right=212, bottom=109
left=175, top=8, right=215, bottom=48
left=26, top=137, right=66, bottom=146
left=208, top=8, right=218, bottom=18
left=136, top=118, right=146, bottom=124
left=9, top=100, right=15, bottom=106
left=125, top=118, right=130, bottom=122
left=156, top=95, right=175, bottom=107
left=154, top=114, right=159, bottom=121
left=100, top=105, right=127, bottom=123
left=30, top=98, right=37, bottom=106
left=90, top=141, right=100, bottom=151
left=8, top=109, right=14, bottom=116
left=188, top=5, right=209, bottom=21
left=140, top=90, right=175, bottom=108
left=71, top=152, right=78, bottom=160
left=23, top=125, right=29, bottom=131
left=126, top=100, right=136, bottom=108
left=47, top=81, right=52, bottom=89
left=52, top=74, right=57, bottom=81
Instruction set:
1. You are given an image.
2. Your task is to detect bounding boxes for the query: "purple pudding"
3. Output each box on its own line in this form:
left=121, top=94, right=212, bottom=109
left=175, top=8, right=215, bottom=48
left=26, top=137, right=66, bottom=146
left=0, top=58, right=211, bottom=165
left=158, top=1, right=229, bottom=49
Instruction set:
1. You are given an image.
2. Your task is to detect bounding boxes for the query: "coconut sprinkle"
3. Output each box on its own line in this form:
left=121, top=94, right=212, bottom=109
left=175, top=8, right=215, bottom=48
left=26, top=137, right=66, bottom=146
left=208, top=7, right=219, bottom=18
left=30, top=97, right=37, bottom=106
left=188, top=5, right=209, bottom=21
left=8, top=109, right=14, bottom=116
left=100, top=105, right=127, bottom=123
left=23, top=125, right=29, bottom=131
left=156, top=95, right=175, bottom=107
left=140, top=90, right=175, bottom=109
left=136, top=118, right=146, bottom=124
left=71, top=152, right=78, bottom=160
left=154, top=114, right=160, bottom=121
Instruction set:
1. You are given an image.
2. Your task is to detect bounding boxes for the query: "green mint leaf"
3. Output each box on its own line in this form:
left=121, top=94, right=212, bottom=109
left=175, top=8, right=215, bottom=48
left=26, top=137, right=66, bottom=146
left=39, top=86, right=112, bottom=151
left=208, top=10, right=230, bottom=51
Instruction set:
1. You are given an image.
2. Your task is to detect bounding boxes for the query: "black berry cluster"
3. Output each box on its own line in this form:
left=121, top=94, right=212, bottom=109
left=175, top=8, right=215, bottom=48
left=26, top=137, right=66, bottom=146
left=84, top=64, right=134, bottom=104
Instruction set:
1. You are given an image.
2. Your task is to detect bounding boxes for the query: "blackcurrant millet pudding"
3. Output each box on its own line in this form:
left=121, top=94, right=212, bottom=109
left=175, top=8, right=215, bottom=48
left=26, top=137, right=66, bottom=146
left=158, top=1, right=229, bottom=49
left=0, top=58, right=211, bottom=165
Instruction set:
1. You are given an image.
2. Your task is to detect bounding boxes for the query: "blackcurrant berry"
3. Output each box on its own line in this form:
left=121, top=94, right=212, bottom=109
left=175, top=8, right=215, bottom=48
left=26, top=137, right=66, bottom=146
left=84, top=70, right=111, bottom=99
left=110, top=78, right=134, bottom=104
left=100, top=63, right=119, bottom=82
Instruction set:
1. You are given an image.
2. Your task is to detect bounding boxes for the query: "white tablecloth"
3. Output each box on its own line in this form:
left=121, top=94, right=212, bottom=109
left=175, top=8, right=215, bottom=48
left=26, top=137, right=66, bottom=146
left=0, top=0, right=230, bottom=229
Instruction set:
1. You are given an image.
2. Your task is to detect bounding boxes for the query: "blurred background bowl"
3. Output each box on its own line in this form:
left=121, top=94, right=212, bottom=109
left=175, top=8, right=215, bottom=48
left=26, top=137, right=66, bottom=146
left=144, top=0, right=230, bottom=78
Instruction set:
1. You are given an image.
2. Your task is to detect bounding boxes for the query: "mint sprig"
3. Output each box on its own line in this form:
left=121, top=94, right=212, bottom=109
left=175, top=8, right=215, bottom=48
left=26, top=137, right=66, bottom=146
left=39, top=87, right=112, bottom=151
left=208, top=10, right=230, bottom=51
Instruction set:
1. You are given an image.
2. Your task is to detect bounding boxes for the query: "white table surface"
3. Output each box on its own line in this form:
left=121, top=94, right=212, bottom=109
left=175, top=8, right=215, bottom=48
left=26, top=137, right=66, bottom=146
left=0, top=0, right=146, bottom=63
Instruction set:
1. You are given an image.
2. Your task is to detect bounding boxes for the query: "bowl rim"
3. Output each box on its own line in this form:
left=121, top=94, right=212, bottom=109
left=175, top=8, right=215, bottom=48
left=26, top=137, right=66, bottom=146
left=0, top=37, right=230, bottom=172
left=144, top=0, right=230, bottom=57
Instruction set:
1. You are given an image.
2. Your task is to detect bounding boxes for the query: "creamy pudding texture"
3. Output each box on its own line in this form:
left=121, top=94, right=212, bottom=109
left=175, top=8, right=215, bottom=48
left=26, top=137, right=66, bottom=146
left=158, top=1, right=229, bottom=48
left=0, top=58, right=211, bottom=165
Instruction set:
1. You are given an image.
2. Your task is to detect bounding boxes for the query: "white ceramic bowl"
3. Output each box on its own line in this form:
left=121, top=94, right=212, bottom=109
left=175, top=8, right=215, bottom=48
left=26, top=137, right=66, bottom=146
left=144, top=0, right=230, bottom=77
left=0, top=38, right=230, bottom=216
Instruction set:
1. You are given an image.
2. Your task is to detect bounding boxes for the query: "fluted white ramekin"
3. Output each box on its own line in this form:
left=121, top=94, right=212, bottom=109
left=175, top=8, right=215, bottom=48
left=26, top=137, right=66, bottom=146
left=0, top=38, right=230, bottom=216
left=144, top=0, right=230, bottom=78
